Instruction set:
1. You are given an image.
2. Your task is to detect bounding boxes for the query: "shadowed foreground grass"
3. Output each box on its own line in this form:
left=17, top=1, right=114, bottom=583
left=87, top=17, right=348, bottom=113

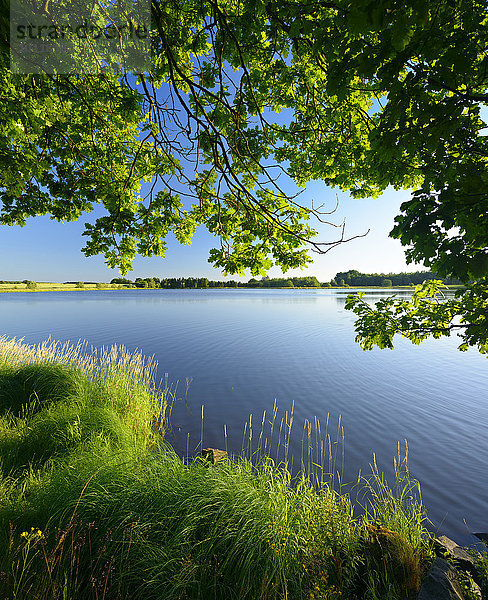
left=0, top=336, right=432, bottom=599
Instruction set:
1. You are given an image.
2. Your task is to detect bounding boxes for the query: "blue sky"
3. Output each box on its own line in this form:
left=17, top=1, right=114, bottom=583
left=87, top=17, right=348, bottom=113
left=0, top=181, right=422, bottom=283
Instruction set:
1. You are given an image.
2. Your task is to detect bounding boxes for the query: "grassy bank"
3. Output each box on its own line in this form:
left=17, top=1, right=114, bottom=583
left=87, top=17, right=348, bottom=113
left=0, top=282, right=113, bottom=292
left=0, top=337, right=434, bottom=599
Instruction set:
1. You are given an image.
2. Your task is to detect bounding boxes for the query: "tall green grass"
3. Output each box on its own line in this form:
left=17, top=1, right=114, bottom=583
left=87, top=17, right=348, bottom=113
left=0, top=336, right=432, bottom=599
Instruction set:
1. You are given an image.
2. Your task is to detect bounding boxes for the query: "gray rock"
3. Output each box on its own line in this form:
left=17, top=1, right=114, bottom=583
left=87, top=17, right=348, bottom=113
left=417, top=558, right=465, bottom=600
left=435, top=536, right=477, bottom=573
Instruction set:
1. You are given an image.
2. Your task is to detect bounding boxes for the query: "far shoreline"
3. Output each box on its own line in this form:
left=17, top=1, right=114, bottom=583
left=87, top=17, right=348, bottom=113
left=0, top=283, right=464, bottom=294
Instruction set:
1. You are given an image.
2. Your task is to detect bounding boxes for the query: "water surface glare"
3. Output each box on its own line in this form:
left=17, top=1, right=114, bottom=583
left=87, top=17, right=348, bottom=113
left=1, top=288, right=486, bottom=545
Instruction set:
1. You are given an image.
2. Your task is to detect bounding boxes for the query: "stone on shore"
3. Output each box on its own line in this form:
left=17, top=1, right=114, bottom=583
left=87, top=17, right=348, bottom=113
left=417, top=558, right=465, bottom=600
left=435, top=536, right=478, bottom=574
left=201, top=448, right=228, bottom=464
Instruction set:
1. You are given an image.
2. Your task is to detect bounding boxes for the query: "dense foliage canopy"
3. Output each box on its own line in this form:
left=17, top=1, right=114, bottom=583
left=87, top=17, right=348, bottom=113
left=1, top=0, right=487, bottom=351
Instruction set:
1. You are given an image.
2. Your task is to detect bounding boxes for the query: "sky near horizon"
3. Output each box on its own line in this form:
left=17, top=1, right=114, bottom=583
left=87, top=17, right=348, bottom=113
left=0, top=180, right=423, bottom=283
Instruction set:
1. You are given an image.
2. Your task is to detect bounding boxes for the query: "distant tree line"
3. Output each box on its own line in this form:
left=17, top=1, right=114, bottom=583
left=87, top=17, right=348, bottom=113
left=245, top=276, right=321, bottom=288
left=110, top=276, right=322, bottom=288
left=110, top=272, right=463, bottom=289
left=111, top=277, right=237, bottom=288
left=330, top=270, right=463, bottom=287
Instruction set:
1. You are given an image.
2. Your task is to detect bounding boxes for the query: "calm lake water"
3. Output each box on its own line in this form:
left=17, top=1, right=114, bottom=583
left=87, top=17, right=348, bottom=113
left=1, top=288, right=486, bottom=545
